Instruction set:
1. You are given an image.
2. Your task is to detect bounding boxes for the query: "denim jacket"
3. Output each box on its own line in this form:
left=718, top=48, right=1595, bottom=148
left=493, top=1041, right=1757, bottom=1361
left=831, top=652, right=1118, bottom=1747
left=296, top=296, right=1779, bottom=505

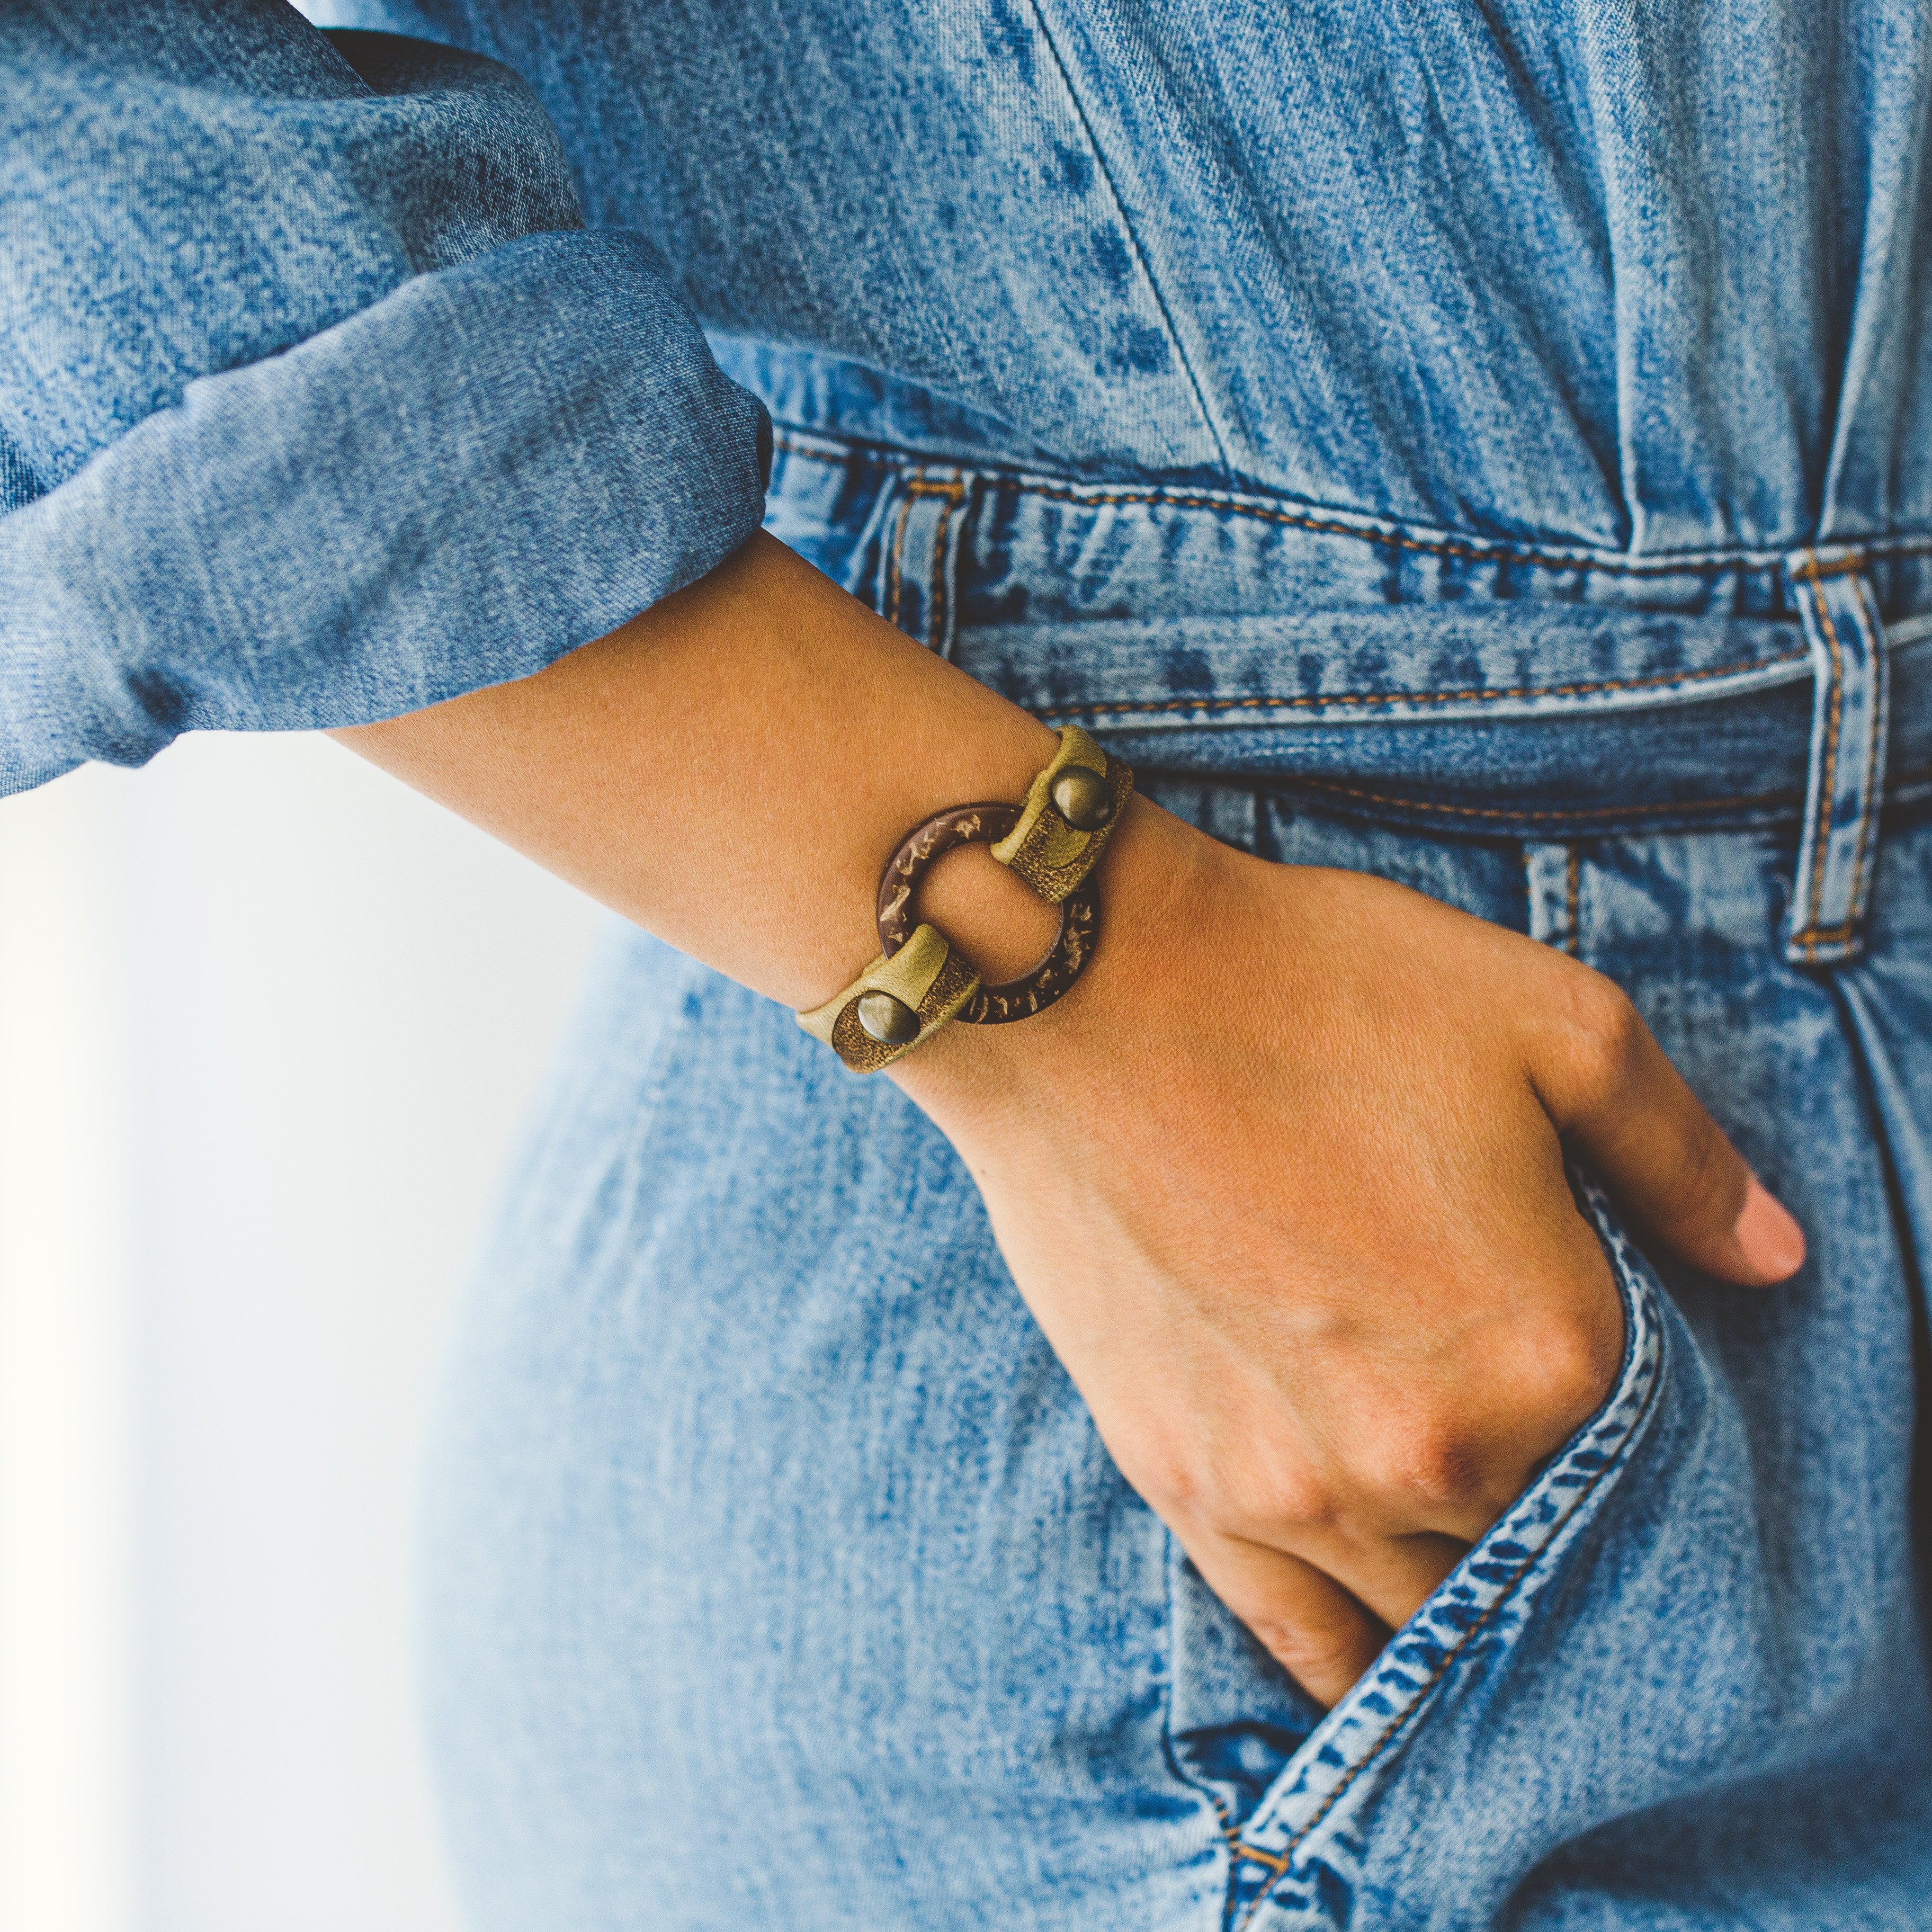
left=9, top=1, right=1932, bottom=790
left=7, top=8, right=1931, bottom=1929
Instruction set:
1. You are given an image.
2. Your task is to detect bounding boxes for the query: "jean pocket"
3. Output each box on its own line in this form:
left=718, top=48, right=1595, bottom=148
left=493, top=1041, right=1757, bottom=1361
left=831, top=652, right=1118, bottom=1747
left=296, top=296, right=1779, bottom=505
left=1179, top=1171, right=1667, bottom=1927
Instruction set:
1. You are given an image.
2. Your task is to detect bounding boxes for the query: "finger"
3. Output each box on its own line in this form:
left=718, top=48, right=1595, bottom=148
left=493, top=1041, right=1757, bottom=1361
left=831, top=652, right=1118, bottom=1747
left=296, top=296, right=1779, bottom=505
left=1184, top=1531, right=1390, bottom=1707
left=1281, top=1528, right=1470, bottom=1634
left=1533, top=973, right=1806, bottom=1286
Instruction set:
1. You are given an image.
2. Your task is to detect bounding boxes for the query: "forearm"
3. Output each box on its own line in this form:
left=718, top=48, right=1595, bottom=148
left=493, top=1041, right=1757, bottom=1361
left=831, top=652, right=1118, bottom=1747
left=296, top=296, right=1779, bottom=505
left=333, top=530, right=1095, bottom=1012
left=335, top=523, right=1797, bottom=1709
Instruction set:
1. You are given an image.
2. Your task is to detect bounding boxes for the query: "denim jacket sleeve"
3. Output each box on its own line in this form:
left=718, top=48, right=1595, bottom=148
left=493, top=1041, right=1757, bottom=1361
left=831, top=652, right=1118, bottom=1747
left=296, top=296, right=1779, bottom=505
left=0, top=1, right=771, bottom=795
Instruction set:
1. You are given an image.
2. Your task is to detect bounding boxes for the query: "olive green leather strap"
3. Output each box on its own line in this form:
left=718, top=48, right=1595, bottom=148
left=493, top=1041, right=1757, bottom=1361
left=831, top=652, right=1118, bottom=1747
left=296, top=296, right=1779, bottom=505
left=989, top=726, right=1134, bottom=902
left=795, top=923, right=981, bottom=1074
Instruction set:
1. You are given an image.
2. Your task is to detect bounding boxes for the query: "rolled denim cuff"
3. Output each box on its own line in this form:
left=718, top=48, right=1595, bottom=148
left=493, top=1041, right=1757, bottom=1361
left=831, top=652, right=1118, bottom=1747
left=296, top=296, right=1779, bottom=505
left=0, top=227, right=771, bottom=795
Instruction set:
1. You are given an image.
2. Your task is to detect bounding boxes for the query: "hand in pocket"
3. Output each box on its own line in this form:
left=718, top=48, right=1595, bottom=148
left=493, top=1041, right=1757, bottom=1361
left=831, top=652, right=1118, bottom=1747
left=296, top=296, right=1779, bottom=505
left=896, top=800, right=1806, bottom=1706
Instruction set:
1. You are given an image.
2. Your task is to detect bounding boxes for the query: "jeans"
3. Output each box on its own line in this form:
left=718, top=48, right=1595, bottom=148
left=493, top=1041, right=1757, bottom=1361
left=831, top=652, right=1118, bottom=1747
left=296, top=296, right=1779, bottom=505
left=421, top=354, right=1932, bottom=1929
left=8, top=6, right=1930, bottom=1920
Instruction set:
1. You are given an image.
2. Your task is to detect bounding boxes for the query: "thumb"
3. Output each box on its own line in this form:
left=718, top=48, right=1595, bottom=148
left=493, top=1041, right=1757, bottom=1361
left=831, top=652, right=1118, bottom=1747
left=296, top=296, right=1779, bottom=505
left=1534, top=975, right=1806, bottom=1286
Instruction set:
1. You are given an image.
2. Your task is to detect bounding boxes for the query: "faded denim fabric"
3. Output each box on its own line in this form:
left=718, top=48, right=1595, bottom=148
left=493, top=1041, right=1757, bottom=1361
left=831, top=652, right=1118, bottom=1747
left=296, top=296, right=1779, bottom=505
left=425, top=412, right=1932, bottom=1929
left=0, top=3, right=769, bottom=790
left=8, top=2, right=1932, bottom=1927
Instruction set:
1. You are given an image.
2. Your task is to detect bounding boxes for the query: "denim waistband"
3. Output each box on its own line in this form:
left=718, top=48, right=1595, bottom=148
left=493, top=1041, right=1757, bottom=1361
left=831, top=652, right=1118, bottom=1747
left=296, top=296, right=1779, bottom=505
left=765, top=426, right=1932, bottom=961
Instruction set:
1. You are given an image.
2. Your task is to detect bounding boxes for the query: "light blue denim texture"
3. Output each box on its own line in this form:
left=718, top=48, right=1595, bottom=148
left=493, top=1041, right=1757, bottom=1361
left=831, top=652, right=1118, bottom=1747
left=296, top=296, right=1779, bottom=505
left=0, top=4, right=769, bottom=790
left=8, top=3, right=1932, bottom=1926
left=425, top=412, right=1932, bottom=1929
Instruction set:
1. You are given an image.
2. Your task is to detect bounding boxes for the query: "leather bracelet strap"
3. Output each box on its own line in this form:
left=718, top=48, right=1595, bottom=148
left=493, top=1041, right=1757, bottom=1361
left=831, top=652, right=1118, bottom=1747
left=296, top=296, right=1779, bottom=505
left=989, top=726, right=1134, bottom=902
left=797, top=725, right=1132, bottom=1073
left=795, top=922, right=982, bottom=1075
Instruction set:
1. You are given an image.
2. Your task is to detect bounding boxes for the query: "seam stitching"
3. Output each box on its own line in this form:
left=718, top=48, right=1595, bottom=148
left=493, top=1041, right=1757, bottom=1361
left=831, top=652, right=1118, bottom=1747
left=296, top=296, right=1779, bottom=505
left=1791, top=582, right=1890, bottom=950
left=886, top=475, right=967, bottom=644
left=771, top=429, right=1932, bottom=577
left=1014, top=3, right=1233, bottom=480
left=932, top=491, right=951, bottom=654
left=1793, top=565, right=1849, bottom=955
left=1565, top=845, right=1582, bottom=956
left=928, top=482, right=962, bottom=653
left=1231, top=1338, right=1667, bottom=1926
left=1033, top=648, right=1811, bottom=720
left=885, top=487, right=914, bottom=631
left=1841, top=573, right=1889, bottom=936
left=1273, top=777, right=1796, bottom=827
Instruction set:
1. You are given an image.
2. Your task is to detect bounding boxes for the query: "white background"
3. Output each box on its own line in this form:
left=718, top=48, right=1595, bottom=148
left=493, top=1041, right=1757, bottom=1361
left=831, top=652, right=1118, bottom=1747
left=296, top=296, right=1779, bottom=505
left=0, top=733, right=603, bottom=1932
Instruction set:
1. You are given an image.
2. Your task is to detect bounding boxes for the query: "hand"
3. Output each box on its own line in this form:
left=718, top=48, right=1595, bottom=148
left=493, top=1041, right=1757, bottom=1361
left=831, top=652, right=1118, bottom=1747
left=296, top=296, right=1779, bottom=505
left=896, top=799, right=1805, bottom=1706
left=330, top=537, right=1803, bottom=1706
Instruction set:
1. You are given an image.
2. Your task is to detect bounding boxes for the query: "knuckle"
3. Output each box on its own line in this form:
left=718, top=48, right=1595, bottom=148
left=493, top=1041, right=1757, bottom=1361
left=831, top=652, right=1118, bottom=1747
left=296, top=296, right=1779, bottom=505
left=1130, top=1444, right=1206, bottom=1523
left=1247, top=1464, right=1339, bottom=1536
left=1546, top=966, right=1644, bottom=1105
left=1366, top=1411, right=1484, bottom=1513
left=1525, top=1312, right=1621, bottom=1435
left=1129, top=1442, right=1341, bottom=1542
left=1120, top=1421, right=1205, bottom=1522
left=1530, top=958, right=1638, bottom=1113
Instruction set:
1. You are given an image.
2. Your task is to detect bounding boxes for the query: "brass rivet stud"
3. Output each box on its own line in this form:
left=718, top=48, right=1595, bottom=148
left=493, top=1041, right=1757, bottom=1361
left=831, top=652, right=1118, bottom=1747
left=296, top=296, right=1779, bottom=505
left=1050, top=765, right=1113, bottom=831
left=856, top=990, right=920, bottom=1044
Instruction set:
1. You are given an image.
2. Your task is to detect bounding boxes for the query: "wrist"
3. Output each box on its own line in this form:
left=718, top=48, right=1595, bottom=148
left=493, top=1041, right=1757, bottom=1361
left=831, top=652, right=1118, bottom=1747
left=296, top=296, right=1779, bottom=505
left=887, top=793, right=1224, bottom=1123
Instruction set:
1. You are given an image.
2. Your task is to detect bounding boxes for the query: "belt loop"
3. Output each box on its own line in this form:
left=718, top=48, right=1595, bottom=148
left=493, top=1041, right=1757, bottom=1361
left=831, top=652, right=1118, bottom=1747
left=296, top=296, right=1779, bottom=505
left=1782, top=544, right=1891, bottom=965
left=877, top=468, right=973, bottom=659
left=1523, top=842, right=1582, bottom=957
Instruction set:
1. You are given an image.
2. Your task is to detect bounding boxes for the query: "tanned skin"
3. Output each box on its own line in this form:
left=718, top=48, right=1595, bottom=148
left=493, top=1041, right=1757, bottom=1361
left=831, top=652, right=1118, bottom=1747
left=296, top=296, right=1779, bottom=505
left=336, top=531, right=1804, bottom=1705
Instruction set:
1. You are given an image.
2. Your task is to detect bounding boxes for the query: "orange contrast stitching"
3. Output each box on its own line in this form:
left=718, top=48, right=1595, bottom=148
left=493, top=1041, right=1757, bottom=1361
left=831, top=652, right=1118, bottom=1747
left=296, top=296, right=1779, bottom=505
left=1233, top=1842, right=1289, bottom=1872
left=884, top=476, right=967, bottom=643
left=1565, top=845, right=1582, bottom=957
left=770, top=428, right=1932, bottom=577
left=1191, top=1781, right=1241, bottom=1856
left=885, top=489, right=914, bottom=631
left=1032, top=648, right=1812, bottom=722
left=1268, top=775, right=1801, bottom=827
left=1233, top=1346, right=1668, bottom=1928
left=929, top=488, right=959, bottom=654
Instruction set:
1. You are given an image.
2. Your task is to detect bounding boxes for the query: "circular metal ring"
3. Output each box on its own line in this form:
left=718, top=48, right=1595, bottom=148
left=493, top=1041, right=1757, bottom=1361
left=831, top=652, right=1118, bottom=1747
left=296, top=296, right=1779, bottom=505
left=876, top=802, right=1101, bottom=1024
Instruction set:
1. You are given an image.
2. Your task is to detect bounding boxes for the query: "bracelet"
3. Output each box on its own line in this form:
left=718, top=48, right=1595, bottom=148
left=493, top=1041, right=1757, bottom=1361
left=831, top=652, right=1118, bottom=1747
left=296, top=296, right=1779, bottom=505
left=793, top=920, right=983, bottom=1076
left=878, top=803, right=1100, bottom=1024
left=797, top=727, right=1133, bottom=1073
